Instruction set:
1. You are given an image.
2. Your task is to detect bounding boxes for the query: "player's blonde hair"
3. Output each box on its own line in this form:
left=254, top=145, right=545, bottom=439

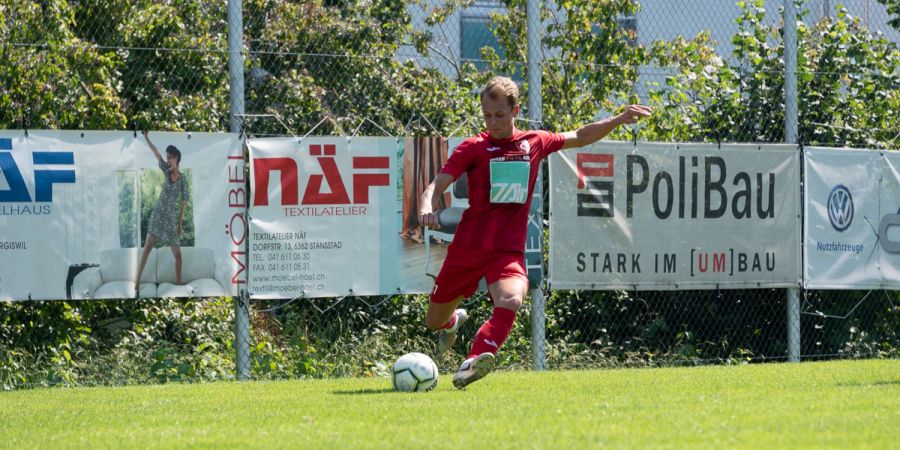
left=480, top=76, right=519, bottom=109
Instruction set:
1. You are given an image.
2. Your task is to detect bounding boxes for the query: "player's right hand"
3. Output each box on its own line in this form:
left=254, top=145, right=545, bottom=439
left=418, top=210, right=439, bottom=228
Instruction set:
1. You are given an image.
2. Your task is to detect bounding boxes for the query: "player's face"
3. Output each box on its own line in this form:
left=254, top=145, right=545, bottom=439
left=167, top=153, right=179, bottom=169
left=481, top=96, right=519, bottom=140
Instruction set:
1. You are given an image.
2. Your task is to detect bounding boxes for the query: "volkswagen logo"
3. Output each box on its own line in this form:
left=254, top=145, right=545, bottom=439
left=827, top=185, right=854, bottom=232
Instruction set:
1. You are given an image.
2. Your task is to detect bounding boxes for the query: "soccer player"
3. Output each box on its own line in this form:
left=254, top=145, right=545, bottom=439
left=418, top=76, right=651, bottom=389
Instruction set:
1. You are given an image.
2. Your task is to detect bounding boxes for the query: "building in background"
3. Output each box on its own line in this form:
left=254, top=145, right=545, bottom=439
left=399, top=0, right=899, bottom=81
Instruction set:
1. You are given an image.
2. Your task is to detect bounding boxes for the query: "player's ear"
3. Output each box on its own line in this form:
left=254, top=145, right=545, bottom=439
left=512, top=104, right=520, bottom=117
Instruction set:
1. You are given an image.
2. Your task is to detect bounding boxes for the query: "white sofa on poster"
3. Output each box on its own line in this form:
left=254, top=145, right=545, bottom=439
left=70, top=247, right=229, bottom=299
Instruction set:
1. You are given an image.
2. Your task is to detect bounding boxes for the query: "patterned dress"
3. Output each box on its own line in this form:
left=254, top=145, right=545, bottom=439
left=148, top=159, right=189, bottom=246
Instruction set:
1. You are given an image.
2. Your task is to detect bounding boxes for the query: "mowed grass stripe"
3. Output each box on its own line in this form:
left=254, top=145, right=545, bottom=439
left=0, top=359, right=897, bottom=449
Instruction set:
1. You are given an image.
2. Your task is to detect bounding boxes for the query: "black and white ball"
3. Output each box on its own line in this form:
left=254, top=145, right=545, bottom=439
left=392, top=352, right=438, bottom=392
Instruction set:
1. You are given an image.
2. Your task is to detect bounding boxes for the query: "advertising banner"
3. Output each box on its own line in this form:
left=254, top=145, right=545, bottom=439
left=804, top=147, right=900, bottom=289
left=548, top=142, right=801, bottom=290
left=248, top=137, right=400, bottom=298
left=525, top=169, right=544, bottom=287
left=0, top=130, right=243, bottom=301
left=248, top=136, right=477, bottom=299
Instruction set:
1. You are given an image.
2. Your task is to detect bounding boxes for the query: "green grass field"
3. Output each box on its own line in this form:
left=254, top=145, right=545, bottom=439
left=1, top=359, right=897, bottom=449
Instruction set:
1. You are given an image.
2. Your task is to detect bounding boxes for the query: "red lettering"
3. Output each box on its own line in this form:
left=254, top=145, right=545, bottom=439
left=228, top=160, right=245, bottom=183
left=713, top=253, right=726, bottom=272
left=230, top=250, right=246, bottom=285
left=352, top=156, right=390, bottom=204
left=229, top=212, right=247, bottom=246
left=303, top=157, right=350, bottom=204
left=577, top=153, right=613, bottom=189
left=353, top=174, right=390, bottom=203
left=353, top=156, right=389, bottom=169
left=309, top=144, right=336, bottom=156
left=252, top=151, right=392, bottom=207
left=253, top=158, right=298, bottom=206
left=227, top=154, right=247, bottom=291
left=229, top=188, right=246, bottom=208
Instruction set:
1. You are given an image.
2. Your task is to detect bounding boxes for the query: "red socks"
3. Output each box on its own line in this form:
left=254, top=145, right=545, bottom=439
left=440, top=312, right=458, bottom=330
left=467, top=307, right=517, bottom=358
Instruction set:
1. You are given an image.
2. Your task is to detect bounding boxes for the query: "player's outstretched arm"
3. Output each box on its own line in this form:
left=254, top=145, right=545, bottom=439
left=418, top=172, right=456, bottom=228
left=560, top=105, right=652, bottom=150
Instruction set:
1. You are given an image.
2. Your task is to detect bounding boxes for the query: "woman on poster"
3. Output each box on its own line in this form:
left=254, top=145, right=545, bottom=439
left=135, top=131, right=188, bottom=294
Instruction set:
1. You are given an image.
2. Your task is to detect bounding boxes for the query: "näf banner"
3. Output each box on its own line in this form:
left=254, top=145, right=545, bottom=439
left=0, top=130, right=244, bottom=301
left=804, top=147, right=900, bottom=289
left=247, top=137, right=400, bottom=298
left=247, top=137, right=485, bottom=299
left=548, top=142, right=801, bottom=290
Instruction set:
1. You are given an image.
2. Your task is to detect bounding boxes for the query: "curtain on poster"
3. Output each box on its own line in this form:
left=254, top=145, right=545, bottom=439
left=0, top=130, right=244, bottom=301
left=804, top=147, right=900, bottom=289
left=548, top=142, right=801, bottom=290
left=398, top=137, right=467, bottom=293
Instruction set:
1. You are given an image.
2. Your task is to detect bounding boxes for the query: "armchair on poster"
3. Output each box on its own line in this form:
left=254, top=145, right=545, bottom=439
left=424, top=173, right=469, bottom=278
left=67, top=247, right=229, bottom=299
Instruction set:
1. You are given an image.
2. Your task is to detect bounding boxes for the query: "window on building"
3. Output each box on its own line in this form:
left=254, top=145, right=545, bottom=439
left=460, top=16, right=504, bottom=71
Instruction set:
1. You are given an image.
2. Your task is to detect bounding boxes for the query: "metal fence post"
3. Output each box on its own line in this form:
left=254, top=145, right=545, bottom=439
left=530, top=288, right=546, bottom=371
left=527, top=0, right=546, bottom=371
left=785, top=0, right=798, bottom=145
left=235, top=294, right=251, bottom=380
left=784, top=0, right=801, bottom=363
left=787, top=288, right=801, bottom=362
left=228, top=0, right=250, bottom=379
left=228, top=0, right=245, bottom=134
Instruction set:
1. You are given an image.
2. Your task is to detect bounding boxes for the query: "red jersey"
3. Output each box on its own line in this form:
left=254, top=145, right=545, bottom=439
left=440, top=128, right=565, bottom=251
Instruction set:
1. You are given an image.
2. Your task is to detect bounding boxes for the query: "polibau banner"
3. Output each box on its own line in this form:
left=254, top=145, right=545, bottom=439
left=548, top=142, right=801, bottom=290
left=0, top=130, right=244, bottom=301
left=247, top=136, right=545, bottom=299
left=804, top=147, right=900, bottom=289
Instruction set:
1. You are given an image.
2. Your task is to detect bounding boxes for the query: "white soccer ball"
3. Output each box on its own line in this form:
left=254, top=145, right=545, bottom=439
left=392, top=352, right=439, bottom=392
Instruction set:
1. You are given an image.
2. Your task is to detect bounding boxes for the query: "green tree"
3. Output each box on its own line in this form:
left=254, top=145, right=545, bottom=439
left=0, top=0, right=126, bottom=129
left=640, top=0, right=898, bottom=146
left=0, top=0, right=230, bottom=131
left=242, top=0, right=486, bottom=136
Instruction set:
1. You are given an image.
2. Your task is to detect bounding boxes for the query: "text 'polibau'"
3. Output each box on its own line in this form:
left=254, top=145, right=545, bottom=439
left=576, top=153, right=776, bottom=220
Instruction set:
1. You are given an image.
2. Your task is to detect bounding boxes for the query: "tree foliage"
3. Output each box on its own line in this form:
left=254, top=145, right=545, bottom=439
left=0, top=0, right=228, bottom=131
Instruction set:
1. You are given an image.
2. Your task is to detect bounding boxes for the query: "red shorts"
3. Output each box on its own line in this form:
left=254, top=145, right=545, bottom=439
left=430, top=245, right=528, bottom=304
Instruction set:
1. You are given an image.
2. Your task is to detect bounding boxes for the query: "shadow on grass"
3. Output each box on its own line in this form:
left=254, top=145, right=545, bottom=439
left=836, top=379, right=900, bottom=388
left=331, top=388, right=397, bottom=395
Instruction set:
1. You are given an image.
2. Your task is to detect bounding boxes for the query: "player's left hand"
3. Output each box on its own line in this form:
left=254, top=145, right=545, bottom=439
left=617, top=105, right=653, bottom=125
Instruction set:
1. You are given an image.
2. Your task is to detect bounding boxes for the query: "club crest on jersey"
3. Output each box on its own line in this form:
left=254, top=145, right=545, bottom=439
left=517, top=140, right=530, bottom=153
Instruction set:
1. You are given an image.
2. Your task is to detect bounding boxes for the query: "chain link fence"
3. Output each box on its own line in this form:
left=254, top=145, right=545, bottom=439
left=244, top=286, right=898, bottom=379
left=1, top=0, right=898, bottom=388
